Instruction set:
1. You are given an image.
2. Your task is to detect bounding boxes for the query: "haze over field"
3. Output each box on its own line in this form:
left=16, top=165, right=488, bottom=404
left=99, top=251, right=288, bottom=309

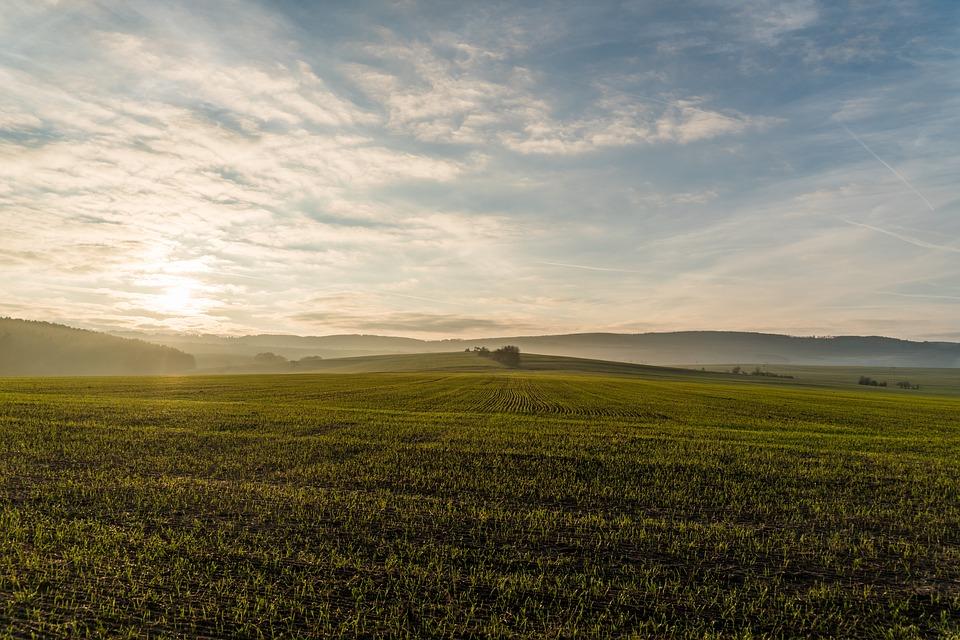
left=1, top=1, right=958, bottom=341
left=3, top=317, right=959, bottom=376
left=125, top=327, right=960, bottom=368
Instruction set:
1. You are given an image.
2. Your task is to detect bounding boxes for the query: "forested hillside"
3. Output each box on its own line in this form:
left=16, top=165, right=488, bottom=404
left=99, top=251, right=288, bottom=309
left=0, top=318, right=195, bottom=375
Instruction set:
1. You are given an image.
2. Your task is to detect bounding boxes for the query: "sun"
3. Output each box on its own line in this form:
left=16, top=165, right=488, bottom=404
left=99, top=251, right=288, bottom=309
left=154, top=281, right=197, bottom=316
left=159, top=284, right=193, bottom=311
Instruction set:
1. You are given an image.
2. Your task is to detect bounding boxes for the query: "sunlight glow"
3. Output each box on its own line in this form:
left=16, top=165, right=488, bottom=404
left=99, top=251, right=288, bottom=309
left=156, top=282, right=196, bottom=315
left=139, top=272, right=216, bottom=319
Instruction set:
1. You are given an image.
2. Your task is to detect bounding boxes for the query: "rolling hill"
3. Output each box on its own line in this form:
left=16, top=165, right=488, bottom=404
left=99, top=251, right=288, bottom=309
left=195, top=350, right=960, bottom=395
left=8, top=317, right=959, bottom=375
left=0, top=318, right=196, bottom=376
left=201, top=350, right=718, bottom=377
left=125, top=330, right=960, bottom=368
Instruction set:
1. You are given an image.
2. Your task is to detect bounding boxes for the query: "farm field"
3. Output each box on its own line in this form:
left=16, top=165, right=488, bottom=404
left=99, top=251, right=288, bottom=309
left=1, top=361, right=959, bottom=637
left=693, top=364, right=960, bottom=397
left=200, top=350, right=728, bottom=378
left=205, top=351, right=960, bottom=398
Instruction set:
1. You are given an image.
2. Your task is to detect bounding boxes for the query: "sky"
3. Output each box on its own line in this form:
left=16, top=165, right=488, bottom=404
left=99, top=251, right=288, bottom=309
left=1, top=0, right=958, bottom=339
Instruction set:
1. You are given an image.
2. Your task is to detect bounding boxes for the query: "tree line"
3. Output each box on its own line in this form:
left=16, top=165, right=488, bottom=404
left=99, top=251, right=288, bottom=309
left=858, top=376, right=920, bottom=390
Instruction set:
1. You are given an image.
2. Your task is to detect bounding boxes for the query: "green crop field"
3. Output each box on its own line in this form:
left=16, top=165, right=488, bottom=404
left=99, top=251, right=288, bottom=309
left=1, top=357, right=959, bottom=638
left=692, top=364, right=960, bottom=397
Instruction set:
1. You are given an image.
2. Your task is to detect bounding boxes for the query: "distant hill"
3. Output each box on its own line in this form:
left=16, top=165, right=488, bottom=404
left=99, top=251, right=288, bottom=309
left=450, top=332, right=960, bottom=368
left=205, top=351, right=723, bottom=379
left=123, top=330, right=960, bottom=368
left=108, top=332, right=431, bottom=369
left=0, top=318, right=196, bottom=376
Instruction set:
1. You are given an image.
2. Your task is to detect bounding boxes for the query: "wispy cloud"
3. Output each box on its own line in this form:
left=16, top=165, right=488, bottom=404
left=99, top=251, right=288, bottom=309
left=538, top=261, right=646, bottom=274
left=879, top=291, right=960, bottom=302
left=347, top=29, right=778, bottom=155
left=293, top=310, right=535, bottom=334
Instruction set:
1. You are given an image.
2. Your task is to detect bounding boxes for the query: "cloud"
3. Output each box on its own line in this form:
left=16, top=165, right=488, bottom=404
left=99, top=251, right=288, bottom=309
left=654, top=100, right=779, bottom=144
left=293, top=310, right=532, bottom=334
left=497, top=99, right=775, bottom=155
left=347, top=29, right=777, bottom=155
left=100, top=32, right=375, bottom=129
left=879, top=291, right=960, bottom=302
left=738, top=0, right=819, bottom=44
left=830, top=97, right=882, bottom=124
left=538, top=261, right=646, bottom=274
left=630, top=187, right=719, bottom=207
left=0, top=108, right=42, bottom=131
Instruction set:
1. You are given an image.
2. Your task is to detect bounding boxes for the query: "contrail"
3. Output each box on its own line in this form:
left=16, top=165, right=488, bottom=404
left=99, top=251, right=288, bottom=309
left=842, top=218, right=960, bottom=253
left=841, top=124, right=934, bottom=211
left=539, top=261, right=645, bottom=274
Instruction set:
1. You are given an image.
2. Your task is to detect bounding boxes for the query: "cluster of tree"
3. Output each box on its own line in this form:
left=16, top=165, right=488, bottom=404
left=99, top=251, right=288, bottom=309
left=253, top=352, right=324, bottom=370
left=728, top=366, right=794, bottom=379
left=467, top=345, right=521, bottom=367
left=857, top=377, right=919, bottom=389
left=253, top=352, right=288, bottom=365
left=0, top=318, right=195, bottom=376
